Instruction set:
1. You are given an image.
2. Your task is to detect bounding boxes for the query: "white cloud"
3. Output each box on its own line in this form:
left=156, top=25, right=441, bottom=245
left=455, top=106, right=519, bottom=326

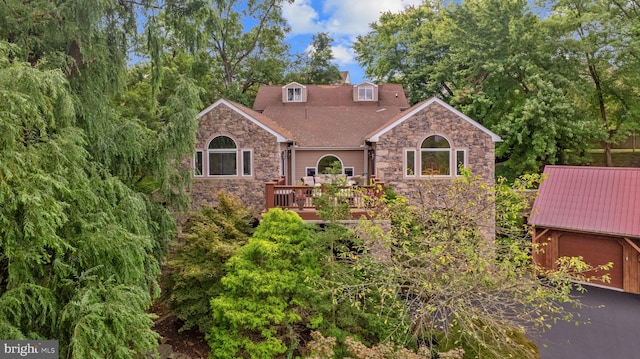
left=282, top=0, right=323, bottom=35
left=282, top=0, right=422, bottom=83
left=284, top=0, right=422, bottom=37
left=331, top=44, right=356, bottom=65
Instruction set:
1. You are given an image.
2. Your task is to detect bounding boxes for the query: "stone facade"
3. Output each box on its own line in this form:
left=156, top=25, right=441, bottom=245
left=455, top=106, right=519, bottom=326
left=374, top=101, right=496, bottom=238
left=190, top=104, right=284, bottom=213
left=375, top=101, right=495, bottom=190
left=191, top=94, right=499, bottom=239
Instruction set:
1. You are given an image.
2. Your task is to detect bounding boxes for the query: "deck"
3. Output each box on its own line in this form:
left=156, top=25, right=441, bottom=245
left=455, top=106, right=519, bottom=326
left=264, top=179, right=385, bottom=221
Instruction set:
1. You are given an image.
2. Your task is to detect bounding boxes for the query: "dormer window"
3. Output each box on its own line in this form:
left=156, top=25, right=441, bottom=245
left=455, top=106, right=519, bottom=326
left=358, top=86, right=374, bottom=100
left=287, top=87, right=302, bottom=102
left=353, top=82, right=378, bottom=102
left=282, top=82, right=307, bottom=103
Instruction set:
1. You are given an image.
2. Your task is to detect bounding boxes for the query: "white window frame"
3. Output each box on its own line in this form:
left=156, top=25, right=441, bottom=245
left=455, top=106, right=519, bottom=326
left=344, top=167, right=354, bottom=177
left=206, top=136, right=237, bottom=177
left=455, top=149, right=467, bottom=176
left=306, top=167, right=317, bottom=177
left=358, top=85, right=374, bottom=101
left=317, top=154, right=344, bottom=174
left=404, top=149, right=416, bottom=177
left=287, top=87, right=302, bottom=102
left=242, top=150, right=253, bottom=177
left=194, top=150, right=204, bottom=177
left=419, top=135, right=452, bottom=177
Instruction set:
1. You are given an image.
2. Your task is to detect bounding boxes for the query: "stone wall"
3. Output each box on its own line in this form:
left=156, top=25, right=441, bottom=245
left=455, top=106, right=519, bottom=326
left=190, top=104, right=283, bottom=213
left=375, top=101, right=496, bottom=239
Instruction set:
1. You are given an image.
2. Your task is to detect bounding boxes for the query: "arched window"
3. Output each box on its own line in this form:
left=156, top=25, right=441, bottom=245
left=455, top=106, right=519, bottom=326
left=208, top=136, right=237, bottom=176
left=420, top=135, right=451, bottom=176
left=317, top=155, right=342, bottom=174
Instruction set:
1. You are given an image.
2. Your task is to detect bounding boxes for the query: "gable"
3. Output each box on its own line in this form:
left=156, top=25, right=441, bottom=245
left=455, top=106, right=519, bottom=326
left=353, top=82, right=378, bottom=102
left=282, top=82, right=307, bottom=103
left=198, top=99, right=293, bottom=142
left=366, top=97, right=501, bottom=143
left=530, top=166, right=640, bottom=237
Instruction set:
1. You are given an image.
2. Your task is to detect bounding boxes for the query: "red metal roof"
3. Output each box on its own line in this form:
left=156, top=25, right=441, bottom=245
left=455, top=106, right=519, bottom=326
left=529, top=166, right=640, bottom=238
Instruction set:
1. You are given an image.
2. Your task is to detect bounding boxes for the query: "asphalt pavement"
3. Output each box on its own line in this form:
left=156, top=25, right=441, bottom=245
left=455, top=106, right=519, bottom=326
left=532, top=285, right=640, bottom=359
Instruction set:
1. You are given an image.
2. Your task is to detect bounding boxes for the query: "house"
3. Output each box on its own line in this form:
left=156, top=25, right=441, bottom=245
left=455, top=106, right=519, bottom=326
left=191, top=81, right=501, bottom=226
left=529, top=166, right=640, bottom=293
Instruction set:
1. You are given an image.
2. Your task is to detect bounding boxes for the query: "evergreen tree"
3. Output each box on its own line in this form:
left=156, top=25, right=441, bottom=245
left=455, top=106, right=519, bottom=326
left=0, top=1, right=199, bottom=357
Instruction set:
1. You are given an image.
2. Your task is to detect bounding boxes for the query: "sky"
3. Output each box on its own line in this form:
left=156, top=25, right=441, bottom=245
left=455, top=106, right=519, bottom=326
left=281, top=0, right=422, bottom=84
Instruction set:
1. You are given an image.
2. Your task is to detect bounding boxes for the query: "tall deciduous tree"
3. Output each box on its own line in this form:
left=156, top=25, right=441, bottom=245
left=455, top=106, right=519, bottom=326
left=163, top=0, right=292, bottom=105
left=0, top=1, right=199, bottom=357
left=286, top=32, right=343, bottom=84
left=542, top=0, right=640, bottom=166
left=354, top=1, right=597, bottom=175
left=344, top=173, right=606, bottom=358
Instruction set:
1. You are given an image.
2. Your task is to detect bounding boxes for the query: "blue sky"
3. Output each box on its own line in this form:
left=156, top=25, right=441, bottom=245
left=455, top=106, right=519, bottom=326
left=281, top=0, right=422, bottom=84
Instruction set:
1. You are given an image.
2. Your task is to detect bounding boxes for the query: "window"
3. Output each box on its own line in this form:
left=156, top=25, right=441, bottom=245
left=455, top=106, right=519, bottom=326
left=318, top=155, right=342, bottom=174
left=344, top=167, right=354, bottom=177
left=405, top=150, right=416, bottom=176
left=420, top=135, right=450, bottom=176
left=287, top=87, right=302, bottom=102
left=306, top=167, right=316, bottom=176
left=242, top=150, right=252, bottom=176
left=455, top=149, right=466, bottom=176
left=208, top=136, right=237, bottom=176
left=194, top=150, right=203, bottom=176
left=358, top=86, right=374, bottom=101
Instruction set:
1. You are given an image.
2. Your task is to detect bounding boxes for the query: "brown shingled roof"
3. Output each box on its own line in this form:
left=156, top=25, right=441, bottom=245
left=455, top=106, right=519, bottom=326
left=252, top=84, right=409, bottom=147
left=365, top=97, right=502, bottom=143
left=529, top=166, right=640, bottom=238
left=198, top=99, right=294, bottom=142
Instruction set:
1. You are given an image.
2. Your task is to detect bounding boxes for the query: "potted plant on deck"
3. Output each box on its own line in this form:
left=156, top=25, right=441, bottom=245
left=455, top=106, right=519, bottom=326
left=295, top=184, right=307, bottom=210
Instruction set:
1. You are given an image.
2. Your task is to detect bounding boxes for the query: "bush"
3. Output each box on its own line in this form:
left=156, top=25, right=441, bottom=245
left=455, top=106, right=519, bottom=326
left=303, top=331, right=465, bottom=359
left=207, top=209, right=328, bottom=359
left=165, top=193, right=255, bottom=333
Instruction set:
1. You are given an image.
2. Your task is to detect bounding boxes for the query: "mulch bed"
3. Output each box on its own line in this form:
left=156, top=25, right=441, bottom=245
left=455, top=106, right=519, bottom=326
left=151, top=300, right=210, bottom=359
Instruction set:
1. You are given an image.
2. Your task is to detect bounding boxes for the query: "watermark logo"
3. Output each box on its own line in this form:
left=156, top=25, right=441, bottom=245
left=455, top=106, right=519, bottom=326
left=1, top=340, right=58, bottom=358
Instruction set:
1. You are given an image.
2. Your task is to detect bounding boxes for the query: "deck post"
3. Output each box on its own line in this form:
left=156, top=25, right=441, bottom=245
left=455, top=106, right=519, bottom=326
left=265, top=182, right=275, bottom=210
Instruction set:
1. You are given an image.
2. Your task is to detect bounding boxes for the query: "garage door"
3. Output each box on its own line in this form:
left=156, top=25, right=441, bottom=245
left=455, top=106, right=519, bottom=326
left=558, top=233, right=623, bottom=289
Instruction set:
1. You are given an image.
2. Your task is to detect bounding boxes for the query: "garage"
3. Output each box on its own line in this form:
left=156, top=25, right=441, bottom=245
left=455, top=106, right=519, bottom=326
left=557, top=232, right=624, bottom=290
left=529, top=166, right=640, bottom=294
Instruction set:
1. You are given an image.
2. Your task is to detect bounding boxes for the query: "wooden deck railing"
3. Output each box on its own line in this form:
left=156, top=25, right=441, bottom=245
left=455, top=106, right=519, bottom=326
left=265, top=179, right=385, bottom=211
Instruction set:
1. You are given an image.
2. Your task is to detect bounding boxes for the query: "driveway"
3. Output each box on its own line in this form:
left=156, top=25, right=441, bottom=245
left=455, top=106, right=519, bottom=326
left=532, top=285, right=640, bottom=359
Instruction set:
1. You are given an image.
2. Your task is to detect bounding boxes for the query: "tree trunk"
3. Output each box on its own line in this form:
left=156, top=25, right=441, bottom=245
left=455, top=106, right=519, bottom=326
left=602, top=141, right=613, bottom=167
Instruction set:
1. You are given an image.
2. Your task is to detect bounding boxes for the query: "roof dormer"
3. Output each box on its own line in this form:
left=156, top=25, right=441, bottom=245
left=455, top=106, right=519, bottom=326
left=353, top=82, right=378, bottom=102
left=282, top=82, right=307, bottom=103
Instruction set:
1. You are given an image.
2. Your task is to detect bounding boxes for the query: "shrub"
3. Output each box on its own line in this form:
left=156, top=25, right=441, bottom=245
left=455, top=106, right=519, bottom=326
left=165, top=193, right=255, bottom=333
left=207, top=209, right=328, bottom=359
left=303, top=331, right=465, bottom=359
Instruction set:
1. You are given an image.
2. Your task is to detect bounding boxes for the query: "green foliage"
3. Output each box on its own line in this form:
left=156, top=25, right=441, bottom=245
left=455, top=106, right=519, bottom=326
left=332, top=172, right=591, bottom=358
left=166, top=193, right=255, bottom=333
left=304, top=331, right=465, bottom=359
left=354, top=0, right=616, bottom=175
left=312, top=162, right=352, bottom=221
left=494, top=174, right=543, bottom=250
left=59, top=279, right=158, bottom=359
left=0, top=1, right=201, bottom=357
left=286, top=32, right=343, bottom=85
left=0, top=50, right=162, bottom=358
left=189, top=173, right=597, bottom=358
left=542, top=0, right=640, bottom=165
left=207, top=209, right=326, bottom=358
left=161, top=0, right=292, bottom=105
